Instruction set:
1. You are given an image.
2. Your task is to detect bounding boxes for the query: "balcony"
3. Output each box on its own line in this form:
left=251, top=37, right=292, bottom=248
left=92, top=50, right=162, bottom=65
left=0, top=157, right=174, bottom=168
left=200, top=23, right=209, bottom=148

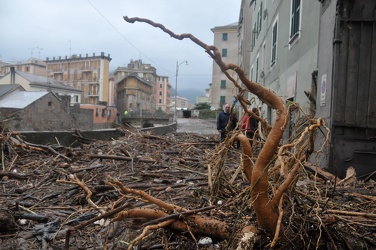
left=52, top=68, right=64, bottom=73
left=81, top=66, right=94, bottom=72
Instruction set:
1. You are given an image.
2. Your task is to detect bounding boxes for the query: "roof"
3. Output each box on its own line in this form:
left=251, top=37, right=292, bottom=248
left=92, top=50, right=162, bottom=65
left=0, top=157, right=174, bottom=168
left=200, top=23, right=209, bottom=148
left=0, top=84, right=25, bottom=98
left=14, top=71, right=82, bottom=93
left=211, top=22, right=238, bottom=31
left=0, top=91, right=50, bottom=109
left=16, top=71, right=64, bottom=85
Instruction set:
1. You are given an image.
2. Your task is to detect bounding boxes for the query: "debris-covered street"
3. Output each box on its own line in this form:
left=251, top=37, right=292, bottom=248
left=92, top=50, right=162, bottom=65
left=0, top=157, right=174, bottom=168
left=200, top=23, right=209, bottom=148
left=0, top=120, right=375, bottom=249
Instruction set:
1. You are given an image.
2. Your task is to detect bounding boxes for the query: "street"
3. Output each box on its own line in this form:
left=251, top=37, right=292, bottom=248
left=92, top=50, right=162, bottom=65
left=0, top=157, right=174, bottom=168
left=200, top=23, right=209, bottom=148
left=176, top=118, right=218, bottom=135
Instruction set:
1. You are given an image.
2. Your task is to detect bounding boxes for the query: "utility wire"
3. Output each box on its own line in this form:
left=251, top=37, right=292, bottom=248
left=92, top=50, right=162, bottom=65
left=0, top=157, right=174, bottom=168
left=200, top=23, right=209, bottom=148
left=86, top=0, right=174, bottom=74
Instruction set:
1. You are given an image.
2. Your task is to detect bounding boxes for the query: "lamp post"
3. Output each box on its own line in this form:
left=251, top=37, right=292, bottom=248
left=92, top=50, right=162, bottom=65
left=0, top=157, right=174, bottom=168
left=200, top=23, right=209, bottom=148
left=174, top=60, right=188, bottom=122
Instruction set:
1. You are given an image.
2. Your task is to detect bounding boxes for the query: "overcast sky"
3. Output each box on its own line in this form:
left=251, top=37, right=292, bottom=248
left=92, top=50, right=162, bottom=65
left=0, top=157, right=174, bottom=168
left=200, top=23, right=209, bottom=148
left=1, top=0, right=240, bottom=96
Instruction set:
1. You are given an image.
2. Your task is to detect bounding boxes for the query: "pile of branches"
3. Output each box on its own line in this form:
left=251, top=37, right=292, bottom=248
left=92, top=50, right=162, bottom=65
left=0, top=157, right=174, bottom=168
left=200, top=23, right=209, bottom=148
left=0, top=123, right=375, bottom=249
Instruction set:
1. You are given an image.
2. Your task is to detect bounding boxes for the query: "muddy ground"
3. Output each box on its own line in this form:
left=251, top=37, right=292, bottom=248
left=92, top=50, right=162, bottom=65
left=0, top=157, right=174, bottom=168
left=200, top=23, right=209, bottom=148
left=0, top=120, right=375, bottom=249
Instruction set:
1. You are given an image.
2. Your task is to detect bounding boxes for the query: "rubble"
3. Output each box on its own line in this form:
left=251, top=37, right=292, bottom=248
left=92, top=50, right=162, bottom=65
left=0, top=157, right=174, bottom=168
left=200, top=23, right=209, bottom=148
left=0, top=124, right=375, bottom=249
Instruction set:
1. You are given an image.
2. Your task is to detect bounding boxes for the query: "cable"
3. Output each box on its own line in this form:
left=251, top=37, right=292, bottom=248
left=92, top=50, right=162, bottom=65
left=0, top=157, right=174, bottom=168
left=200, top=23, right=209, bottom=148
left=86, top=0, right=174, bottom=74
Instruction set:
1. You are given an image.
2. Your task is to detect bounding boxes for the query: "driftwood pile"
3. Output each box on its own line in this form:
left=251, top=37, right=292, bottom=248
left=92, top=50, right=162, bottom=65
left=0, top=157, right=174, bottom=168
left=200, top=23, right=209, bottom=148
left=0, top=124, right=375, bottom=249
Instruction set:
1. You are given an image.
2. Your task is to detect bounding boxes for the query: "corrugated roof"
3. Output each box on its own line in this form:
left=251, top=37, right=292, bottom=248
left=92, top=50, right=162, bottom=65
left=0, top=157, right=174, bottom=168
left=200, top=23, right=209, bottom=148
left=0, top=91, right=49, bottom=109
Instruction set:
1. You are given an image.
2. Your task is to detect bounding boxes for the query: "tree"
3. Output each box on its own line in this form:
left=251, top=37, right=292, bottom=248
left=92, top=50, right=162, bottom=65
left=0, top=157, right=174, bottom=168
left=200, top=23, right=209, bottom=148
left=194, top=102, right=211, bottom=110
left=115, top=16, right=328, bottom=249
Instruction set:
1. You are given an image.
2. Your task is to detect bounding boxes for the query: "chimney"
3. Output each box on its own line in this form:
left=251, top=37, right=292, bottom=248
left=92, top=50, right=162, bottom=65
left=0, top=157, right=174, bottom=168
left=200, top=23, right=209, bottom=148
left=10, top=66, right=15, bottom=84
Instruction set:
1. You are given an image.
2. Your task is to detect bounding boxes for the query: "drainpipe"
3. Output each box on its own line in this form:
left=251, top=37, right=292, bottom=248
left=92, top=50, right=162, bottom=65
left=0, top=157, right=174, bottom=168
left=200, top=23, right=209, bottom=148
left=331, top=1, right=342, bottom=122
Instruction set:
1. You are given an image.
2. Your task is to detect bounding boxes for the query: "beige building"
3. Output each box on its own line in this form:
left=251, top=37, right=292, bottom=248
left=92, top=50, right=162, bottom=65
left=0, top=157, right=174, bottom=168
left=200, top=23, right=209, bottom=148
left=209, top=22, right=239, bottom=109
left=170, top=96, right=191, bottom=111
left=0, top=67, right=82, bottom=101
left=116, top=73, right=155, bottom=115
left=45, top=52, right=112, bottom=105
left=0, top=58, right=46, bottom=78
left=113, top=59, right=164, bottom=113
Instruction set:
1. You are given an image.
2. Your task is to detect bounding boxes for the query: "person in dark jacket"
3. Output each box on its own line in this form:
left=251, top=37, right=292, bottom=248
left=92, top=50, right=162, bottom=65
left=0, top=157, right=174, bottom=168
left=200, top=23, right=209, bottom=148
left=216, top=104, right=239, bottom=147
left=249, top=107, right=260, bottom=145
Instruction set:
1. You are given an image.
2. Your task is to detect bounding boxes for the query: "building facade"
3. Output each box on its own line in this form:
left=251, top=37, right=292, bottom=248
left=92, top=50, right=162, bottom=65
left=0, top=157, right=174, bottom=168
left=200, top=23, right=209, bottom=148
left=113, top=59, right=158, bottom=113
left=210, top=22, right=239, bottom=109
left=248, top=0, right=320, bottom=132
left=0, top=67, right=82, bottom=102
left=116, top=74, right=155, bottom=116
left=170, top=96, right=191, bottom=111
left=238, top=0, right=254, bottom=80
left=315, top=0, right=376, bottom=178
left=0, top=58, right=46, bottom=78
left=155, top=75, right=171, bottom=112
left=45, top=52, right=112, bottom=105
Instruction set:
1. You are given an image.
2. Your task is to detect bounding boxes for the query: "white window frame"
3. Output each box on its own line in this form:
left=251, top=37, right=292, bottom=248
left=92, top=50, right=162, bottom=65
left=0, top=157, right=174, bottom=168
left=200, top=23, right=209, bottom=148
left=289, top=0, right=301, bottom=45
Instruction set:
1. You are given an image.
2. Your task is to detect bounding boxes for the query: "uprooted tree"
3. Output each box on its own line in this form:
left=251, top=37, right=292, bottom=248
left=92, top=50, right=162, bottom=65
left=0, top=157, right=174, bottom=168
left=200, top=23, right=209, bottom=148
left=110, top=16, right=330, bottom=249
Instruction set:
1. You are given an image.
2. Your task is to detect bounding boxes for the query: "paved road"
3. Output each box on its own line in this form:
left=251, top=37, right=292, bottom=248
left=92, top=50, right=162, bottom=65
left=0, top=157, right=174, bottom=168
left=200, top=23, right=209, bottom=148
left=176, top=118, right=218, bottom=135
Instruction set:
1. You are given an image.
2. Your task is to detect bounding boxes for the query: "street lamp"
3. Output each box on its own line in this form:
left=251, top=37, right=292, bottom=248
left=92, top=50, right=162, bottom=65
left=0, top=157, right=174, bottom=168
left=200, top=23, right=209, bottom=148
left=174, top=60, right=188, bottom=122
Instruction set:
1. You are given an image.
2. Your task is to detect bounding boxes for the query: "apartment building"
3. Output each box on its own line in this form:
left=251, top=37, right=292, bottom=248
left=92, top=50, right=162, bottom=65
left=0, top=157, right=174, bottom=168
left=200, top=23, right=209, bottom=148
left=45, top=52, right=112, bottom=105
left=116, top=73, right=154, bottom=115
left=170, top=96, right=191, bottom=111
left=248, top=0, right=320, bottom=131
left=155, top=75, right=171, bottom=112
left=238, top=0, right=254, bottom=80
left=113, top=59, right=160, bottom=114
left=0, top=58, right=46, bottom=78
left=238, top=0, right=376, bottom=178
left=210, top=22, right=239, bottom=109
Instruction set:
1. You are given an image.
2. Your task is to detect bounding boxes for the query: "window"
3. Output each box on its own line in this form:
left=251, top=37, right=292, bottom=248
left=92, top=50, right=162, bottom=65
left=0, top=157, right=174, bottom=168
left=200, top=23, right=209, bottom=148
left=257, top=2, right=263, bottom=36
left=159, top=99, right=162, bottom=104
left=101, top=109, right=105, bottom=117
left=252, top=23, right=256, bottom=49
left=159, top=91, right=162, bottom=96
left=220, top=80, right=226, bottom=89
left=290, top=0, right=301, bottom=39
left=222, top=33, right=228, bottom=41
left=222, top=49, right=227, bottom=57
left=159, top=83, right=162, bottom=88
left=271, top=20, right=278, bottom=65
left=220, top=96, right=226, bottom=105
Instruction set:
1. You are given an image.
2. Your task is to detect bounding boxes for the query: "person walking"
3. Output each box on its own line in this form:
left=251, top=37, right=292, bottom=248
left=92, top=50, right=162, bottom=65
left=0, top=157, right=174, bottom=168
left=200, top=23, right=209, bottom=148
left=216, top=104, right=239, bottom=147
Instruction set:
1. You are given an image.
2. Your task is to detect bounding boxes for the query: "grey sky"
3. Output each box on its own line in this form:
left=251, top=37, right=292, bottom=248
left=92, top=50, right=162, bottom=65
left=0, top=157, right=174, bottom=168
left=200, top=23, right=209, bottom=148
left=1, top=0, right=240, bottom=95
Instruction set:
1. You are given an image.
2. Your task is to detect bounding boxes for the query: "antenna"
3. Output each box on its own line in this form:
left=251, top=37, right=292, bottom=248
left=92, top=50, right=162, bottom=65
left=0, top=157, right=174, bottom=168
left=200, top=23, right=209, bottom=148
left=69, top=40, right=72, bottom=57
left=28, top=47, right=35, bottom=58
left=28, top=47, right=43, bottom=59
left=35, top=47, right=43, bottom=59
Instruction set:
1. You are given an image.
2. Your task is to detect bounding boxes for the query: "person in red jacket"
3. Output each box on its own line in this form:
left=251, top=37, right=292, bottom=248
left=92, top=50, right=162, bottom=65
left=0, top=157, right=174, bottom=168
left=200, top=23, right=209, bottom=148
left=241, top=107, right=259, bottom=146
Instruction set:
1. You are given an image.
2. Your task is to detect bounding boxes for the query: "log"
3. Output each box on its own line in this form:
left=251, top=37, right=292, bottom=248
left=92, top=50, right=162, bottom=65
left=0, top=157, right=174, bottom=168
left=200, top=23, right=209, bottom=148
left=89, top=154, right=156, bottom=163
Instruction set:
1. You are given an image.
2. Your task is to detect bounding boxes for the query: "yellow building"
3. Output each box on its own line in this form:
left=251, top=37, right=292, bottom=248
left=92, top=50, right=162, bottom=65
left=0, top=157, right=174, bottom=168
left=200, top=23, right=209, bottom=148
left=116, top=73, right=155, bottom=115
left=45, top=52, right=111, bottom=105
